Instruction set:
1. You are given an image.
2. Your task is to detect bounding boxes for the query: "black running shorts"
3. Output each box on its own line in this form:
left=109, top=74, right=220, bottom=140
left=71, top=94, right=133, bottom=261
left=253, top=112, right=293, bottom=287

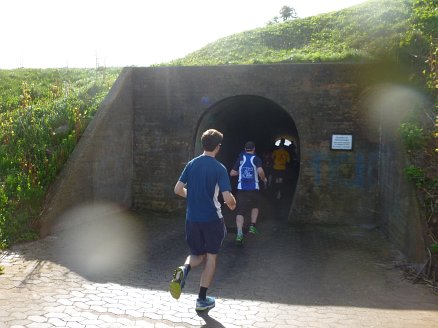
left=236, top=190, right=261, bottom=216
left=185, top=218, right=227, bottom=255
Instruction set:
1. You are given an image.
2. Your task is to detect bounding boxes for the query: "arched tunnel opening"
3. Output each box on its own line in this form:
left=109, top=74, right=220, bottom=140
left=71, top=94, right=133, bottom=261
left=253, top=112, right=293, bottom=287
left=195, top=95, right=300, bottom=227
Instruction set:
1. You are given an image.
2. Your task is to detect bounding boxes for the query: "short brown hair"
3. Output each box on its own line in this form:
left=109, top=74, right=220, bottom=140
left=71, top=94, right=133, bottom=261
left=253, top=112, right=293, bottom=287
left=201, top=129, right=223, bottom=151
left=244, top=141, right=255, bottom=150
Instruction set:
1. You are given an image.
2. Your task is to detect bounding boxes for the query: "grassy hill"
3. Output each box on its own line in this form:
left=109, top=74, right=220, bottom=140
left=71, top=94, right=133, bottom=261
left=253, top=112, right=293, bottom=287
left=0, top=68, right=121, bottom=248
left=167, top=0, right=417, bottom=66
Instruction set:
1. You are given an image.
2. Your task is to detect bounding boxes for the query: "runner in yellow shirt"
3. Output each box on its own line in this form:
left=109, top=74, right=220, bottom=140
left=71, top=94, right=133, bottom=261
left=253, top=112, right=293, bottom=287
left=272, top=138, right=291, bottom=200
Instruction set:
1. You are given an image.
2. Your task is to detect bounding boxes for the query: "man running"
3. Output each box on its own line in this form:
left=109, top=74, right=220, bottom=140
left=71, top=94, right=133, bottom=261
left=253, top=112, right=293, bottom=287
left=272, top=138, right=291, bottom=200
left=230, top=141, right=267, bottom=245
left=170, top=129, right=236, bottom=312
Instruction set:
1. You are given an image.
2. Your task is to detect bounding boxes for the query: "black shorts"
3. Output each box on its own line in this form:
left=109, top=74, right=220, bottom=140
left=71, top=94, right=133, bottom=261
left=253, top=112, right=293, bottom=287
left=236, top=190, right=261, bottom=216
left=185, top=218, right=227, bottom=255
left=272, top=169, right=286, bottom=181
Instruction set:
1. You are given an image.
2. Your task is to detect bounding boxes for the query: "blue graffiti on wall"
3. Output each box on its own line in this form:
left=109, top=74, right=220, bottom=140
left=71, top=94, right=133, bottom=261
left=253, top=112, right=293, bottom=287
left=309, top=151, right=377, bottom=189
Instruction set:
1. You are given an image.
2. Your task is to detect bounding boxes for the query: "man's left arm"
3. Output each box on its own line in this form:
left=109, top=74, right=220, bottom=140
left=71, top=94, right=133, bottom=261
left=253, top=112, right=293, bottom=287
left=222, top=191, right=236, bottom=210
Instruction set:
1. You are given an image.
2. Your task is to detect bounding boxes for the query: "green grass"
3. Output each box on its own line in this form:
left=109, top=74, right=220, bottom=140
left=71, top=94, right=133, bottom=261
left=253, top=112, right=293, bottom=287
left=166, top=0, right=415, bottom=66
left=0, top=67, right=121, bottom=248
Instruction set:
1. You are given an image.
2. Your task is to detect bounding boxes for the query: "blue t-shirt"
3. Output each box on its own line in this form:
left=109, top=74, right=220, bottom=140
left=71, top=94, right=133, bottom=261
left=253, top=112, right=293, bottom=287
left=232, top=152, right=262, bottom=190
left=178, top=155, right=232, bottom=221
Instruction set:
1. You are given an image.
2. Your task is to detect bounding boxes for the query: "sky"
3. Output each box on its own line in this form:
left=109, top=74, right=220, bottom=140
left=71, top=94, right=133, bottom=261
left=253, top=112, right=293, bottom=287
left=0, top=0, right=367, bottom=69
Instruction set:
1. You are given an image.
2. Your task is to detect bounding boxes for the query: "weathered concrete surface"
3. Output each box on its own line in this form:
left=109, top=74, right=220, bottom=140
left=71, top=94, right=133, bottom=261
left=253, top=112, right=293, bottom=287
left=2, top=205, right=438, bottom=327
left=373, top=84, right=432, bottom=264
left=40, top=68, right=134, bottom=237
left=131, top=64, right=385, bottom=226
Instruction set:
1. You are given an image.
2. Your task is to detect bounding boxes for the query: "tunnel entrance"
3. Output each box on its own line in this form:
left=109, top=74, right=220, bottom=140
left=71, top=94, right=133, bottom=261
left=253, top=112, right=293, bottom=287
left=194, top=95, right=300, bottom=225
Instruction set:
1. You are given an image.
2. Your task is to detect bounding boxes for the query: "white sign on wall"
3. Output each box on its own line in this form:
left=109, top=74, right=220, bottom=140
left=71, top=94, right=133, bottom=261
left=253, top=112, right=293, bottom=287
left=331, top=134, right=353, bottom=150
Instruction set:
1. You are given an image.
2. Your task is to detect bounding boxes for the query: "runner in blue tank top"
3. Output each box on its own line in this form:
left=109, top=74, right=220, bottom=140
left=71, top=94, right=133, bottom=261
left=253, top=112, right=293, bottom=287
left=230, top=141, right=267, bottom=245
left=170, top=129, right=236, bottom=312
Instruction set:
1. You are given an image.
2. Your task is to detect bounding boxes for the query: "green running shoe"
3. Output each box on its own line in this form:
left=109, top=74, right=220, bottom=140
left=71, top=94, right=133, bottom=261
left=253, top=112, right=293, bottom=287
left=235, top=233, right=244, bottom=245
left=169, top=266, right=187, bottom=299
left=249, top=225, right=258, bottom=235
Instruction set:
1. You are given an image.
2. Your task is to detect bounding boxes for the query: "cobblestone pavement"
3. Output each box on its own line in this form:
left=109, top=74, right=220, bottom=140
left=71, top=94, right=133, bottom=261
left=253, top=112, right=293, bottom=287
left=1, top=203, right=438, bottom=327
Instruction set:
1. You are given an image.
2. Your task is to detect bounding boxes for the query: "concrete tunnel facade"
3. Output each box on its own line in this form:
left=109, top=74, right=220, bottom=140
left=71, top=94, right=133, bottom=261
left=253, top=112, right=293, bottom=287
left=131, top=64, right=380, bottom=226
left=40, top=63, right=428, bottom=263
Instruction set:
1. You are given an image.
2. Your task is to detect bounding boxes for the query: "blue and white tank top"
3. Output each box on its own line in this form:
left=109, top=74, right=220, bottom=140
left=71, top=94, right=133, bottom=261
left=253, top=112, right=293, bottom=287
left=233, top=153, right=262, bottom=190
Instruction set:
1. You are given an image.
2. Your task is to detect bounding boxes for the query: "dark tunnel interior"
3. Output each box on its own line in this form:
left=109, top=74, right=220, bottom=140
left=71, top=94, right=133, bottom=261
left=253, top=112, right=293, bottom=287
left=195, top=95, right=300, bottom=222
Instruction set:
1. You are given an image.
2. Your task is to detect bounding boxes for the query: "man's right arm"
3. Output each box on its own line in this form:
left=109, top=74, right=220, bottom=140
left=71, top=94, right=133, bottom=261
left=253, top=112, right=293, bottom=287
left=257, top=167, right=268, bottom=184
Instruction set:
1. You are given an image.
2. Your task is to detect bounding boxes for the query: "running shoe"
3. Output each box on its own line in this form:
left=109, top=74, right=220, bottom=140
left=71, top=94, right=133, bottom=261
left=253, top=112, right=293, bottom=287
left=196, top=296, right=216, bottom=311
left=235, top=233, right=244, bottom=245
left=169, top=266, right=187, bottom=299
left=249, top=225, right=258, bottom=235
